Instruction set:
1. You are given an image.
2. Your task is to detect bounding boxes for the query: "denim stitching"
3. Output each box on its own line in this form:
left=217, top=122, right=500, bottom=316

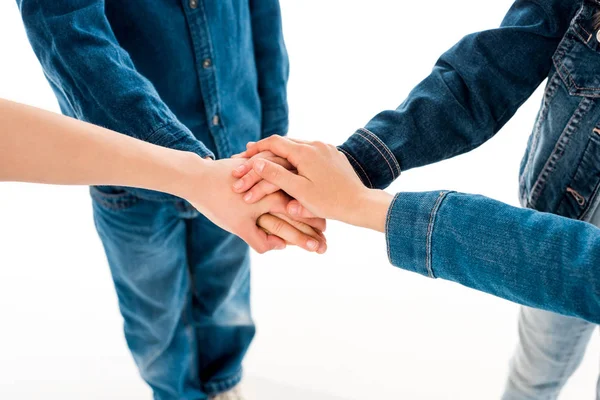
left=202, top=367, right=243, bottom=395
left=519, top=72, right=562, bottom=197
left=358, top=128, right=401, bottom=176
left=385, top=193, right=401, bottom=263
left=529, top=97, right=594, bottom=208
left=355, top=131, right=397, bottom=179
left=338, top=148, right=373, bottom=188
left=554, top=35, right=600, bottom=96
left=553, top=324, right=592, bottom=390
left=425, top=191, right=451, bottom=279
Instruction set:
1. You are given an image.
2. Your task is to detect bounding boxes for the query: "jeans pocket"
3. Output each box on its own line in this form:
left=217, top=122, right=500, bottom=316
left=90, top=185, right=139, bottom=211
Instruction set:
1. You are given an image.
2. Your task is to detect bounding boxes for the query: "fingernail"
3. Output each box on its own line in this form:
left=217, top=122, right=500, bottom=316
left=254, top=159, right=265, bottom=173
left=307, top=239, right=318, bottom=251
left=247, top=141, right=256, bottom=147
left=317, top=245, right=327, bottom=254
left=276, top=244, right=286, bottom=250
left=288, top=204, right=299, bottom=216
left=243, top=192, right=253, bottom=202
left=235, top=165, right=246, bottom=173
left=233, top=180, right=244, bottom=190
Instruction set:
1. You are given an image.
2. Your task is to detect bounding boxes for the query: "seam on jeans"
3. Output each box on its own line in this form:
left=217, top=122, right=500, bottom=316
left=358, top=128, right=401, bottom=176
left=355, top=131, right=397, bottom=179
left=202, top=367, right=243, bottom=395
left=425, top=191, right=451, bottom=279
left=554, top=323, right=593, bottom=389
left=339, top=148, right=374, bottom=188
left=385, top=193, right=402, bottom=263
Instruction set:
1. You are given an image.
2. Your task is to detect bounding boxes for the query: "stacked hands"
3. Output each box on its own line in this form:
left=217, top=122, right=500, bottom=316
left=219, top=135, right=393, bottom=254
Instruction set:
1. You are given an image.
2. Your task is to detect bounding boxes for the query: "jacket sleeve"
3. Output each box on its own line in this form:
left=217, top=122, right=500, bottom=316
left=387, top=190, right=600, bottom=324
left=339, top=0, right=580, bottom=189
left=17, top=0, right=214, bottom=158
left=249, top=0, right=290, bottom=138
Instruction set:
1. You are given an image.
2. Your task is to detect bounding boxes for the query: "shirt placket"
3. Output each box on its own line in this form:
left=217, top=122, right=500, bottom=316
left=182, top=0, right=232, bottom=158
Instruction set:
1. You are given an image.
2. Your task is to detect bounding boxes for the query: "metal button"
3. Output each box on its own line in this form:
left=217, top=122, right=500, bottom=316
left=212, top=115, right=220, bottom=126
left=202, top=58, right=212, bottom=69
left=189, top=0, right=198, bottom=9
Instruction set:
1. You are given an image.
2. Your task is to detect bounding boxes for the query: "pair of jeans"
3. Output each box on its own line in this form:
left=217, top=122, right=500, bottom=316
left=91, top=186, right=254, bottom=400
left=502, top=201, right=600, bottom=400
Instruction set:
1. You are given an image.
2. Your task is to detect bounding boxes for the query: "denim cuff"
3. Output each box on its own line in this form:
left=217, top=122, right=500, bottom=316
left=386, top=191, right=452, bottom=279
left=338, top=128, right=401, bottom=189
left=261, top=104, right=289, bottom=138
left=146, top=121, right=215, bottom=159
left=202, top=367, right=243, bottom=396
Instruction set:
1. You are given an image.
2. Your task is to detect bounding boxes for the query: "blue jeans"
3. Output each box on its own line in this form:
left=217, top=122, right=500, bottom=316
left=90, top=186, right=254, bottom=400
left=502, top=203, right=600, bottom=400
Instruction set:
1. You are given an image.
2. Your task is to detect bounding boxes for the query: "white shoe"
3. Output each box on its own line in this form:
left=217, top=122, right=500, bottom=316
left=209, top=384, right=245, bottom=400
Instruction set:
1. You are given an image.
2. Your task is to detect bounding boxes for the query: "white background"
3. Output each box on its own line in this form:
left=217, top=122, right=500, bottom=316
left=0, top=1, right=598, bottom=399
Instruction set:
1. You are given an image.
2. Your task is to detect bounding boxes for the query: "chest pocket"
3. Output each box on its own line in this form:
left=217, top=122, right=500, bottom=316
left=554, top=5, right=600, bottom=97
left=555, top=128, right=600, bottom=220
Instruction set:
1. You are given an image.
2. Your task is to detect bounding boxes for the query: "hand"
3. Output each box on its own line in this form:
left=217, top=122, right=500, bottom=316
left=233, top=136, right=394, bottom=232
left=177, top=156, right=327, bottom=253
left=232, top=150, right=295, bottom=203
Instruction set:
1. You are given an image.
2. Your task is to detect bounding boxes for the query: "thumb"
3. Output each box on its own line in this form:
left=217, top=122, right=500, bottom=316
left=253, top=159, right=308, bottom=199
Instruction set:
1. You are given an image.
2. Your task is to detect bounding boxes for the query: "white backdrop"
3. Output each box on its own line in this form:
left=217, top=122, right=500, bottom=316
left=0, top=1, right=598, bottom=399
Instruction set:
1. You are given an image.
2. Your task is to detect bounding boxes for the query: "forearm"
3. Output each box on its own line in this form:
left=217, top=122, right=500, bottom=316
left=0, top=99, right=199, bottom=196
left=382, top=191, right=600, bottom=323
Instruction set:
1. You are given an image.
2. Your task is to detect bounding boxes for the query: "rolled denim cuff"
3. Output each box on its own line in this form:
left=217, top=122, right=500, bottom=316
left=261, top=104, right=289, bottom=138
left=338, top=128, right=401, bottom=189
left=386, top=191, right=452, bottom=278
left=146, top=121, right=215, bottom=159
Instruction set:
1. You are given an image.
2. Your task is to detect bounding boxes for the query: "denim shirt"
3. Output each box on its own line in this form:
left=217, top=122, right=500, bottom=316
left=17, top=0, right=289, bottom=199
left=340, top=0, right=600, bottom=322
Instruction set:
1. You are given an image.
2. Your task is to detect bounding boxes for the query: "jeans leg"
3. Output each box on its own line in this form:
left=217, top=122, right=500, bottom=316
left=186, top=213, right=255, bottom=397
left=91, top=188, right=205, bottom=400
left=502, top=306, right=595, bottom=400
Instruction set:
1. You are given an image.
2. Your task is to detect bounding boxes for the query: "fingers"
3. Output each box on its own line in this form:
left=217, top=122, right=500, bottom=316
left=293, top=215, right=326, bottom=232
left=272, top=212, right=327, bottom=254
left=239, top=136, right=305, bottom=165
left=232, top=151, right=293, bottom=178
left=241, top=180, right=281, bottom=204
left=286, top=199, right=318, bottom=219
left=245, top=226, right=287, bottom=254
left=257, top=213, right=326, bottom=253
left=232, top=169, right=263, bottom=193
left=253, top=158, right=308, bottom=198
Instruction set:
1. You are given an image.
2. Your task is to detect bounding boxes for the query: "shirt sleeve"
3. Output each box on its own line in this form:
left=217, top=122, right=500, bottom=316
left=386, top=191, right=600, bottom=324
left=17, top=0, right=214, bottom=159
left=249, top=0, right=290, bottom=138
left=339, top=0, right=580, bottom=189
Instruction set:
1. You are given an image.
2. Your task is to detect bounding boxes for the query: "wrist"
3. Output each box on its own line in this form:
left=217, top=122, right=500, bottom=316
left=347, top=189, right=394, bottom=232
left=162, top=151, right=210, bottom=199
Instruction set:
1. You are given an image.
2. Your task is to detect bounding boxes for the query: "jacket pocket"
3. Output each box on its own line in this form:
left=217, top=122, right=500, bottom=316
left=555, top=128, right=600, bottom=220
left=554, top=5, right=600, bottom=97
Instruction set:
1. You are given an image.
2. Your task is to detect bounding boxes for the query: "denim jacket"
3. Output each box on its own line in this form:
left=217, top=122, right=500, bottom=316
left=339, top=0, right=600, bottom=322
left=17, top=0, right=289, bottom=200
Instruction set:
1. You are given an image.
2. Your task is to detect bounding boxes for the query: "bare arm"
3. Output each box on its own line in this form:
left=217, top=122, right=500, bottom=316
left=0, top=98, right=196, bottom=193
left=0, top=99, right=326, bottom=253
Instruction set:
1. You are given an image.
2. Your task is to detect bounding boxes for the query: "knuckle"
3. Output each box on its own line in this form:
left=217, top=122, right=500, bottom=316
left=271, top=219, right=286, bottom=235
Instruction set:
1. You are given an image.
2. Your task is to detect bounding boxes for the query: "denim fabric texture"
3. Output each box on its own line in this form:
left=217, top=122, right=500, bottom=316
left=18, top=1, right=289, bottom=398
left=342, top=0, right=600, bottom=321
